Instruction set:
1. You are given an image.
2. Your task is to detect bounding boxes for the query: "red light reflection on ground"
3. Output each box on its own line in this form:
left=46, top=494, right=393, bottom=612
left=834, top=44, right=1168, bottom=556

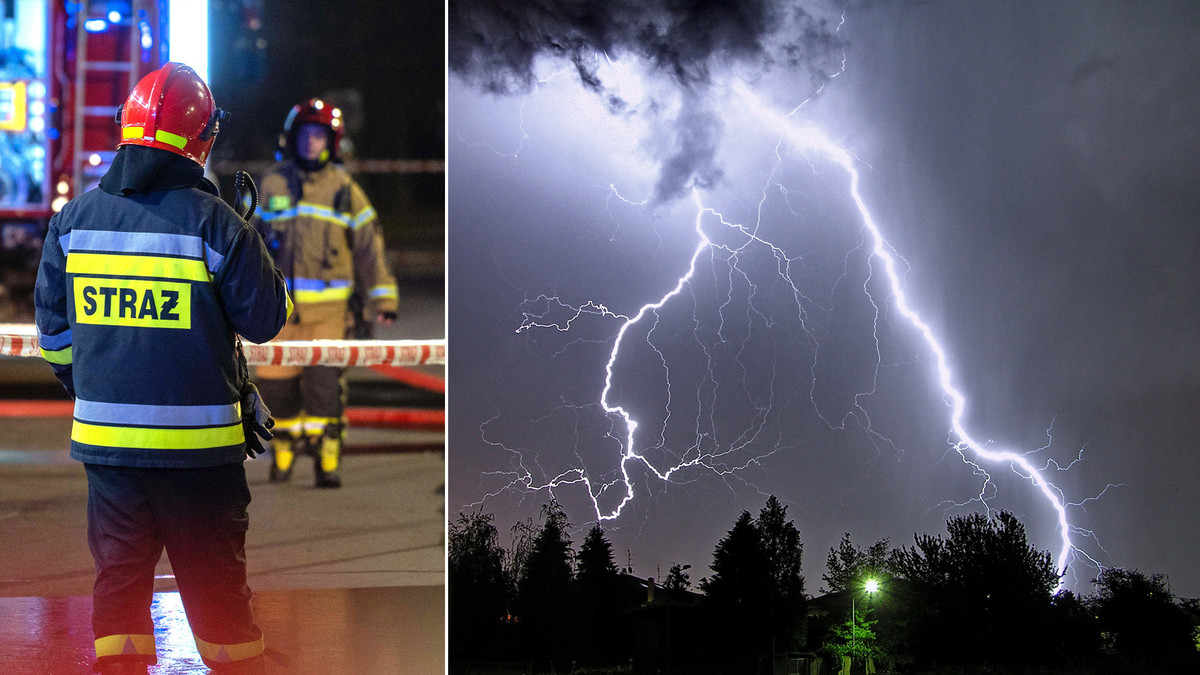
left=1, top=586, right=444, bottom=674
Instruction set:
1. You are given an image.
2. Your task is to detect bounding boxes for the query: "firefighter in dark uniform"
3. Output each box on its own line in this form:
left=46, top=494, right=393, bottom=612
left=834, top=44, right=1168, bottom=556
left=34, top=63, right=291, bottom=675
left=252, top=99, right=398, bottom=488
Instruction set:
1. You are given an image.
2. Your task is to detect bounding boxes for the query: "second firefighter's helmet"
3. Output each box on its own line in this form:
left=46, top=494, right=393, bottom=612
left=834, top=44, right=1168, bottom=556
left=278, top=98, right=344, bottom=165
left=116, top=62, right=228, bottom=166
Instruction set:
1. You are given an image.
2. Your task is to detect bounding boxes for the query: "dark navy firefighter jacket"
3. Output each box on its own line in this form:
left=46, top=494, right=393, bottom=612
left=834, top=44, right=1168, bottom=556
left=34, top=146, right=292, bottom=468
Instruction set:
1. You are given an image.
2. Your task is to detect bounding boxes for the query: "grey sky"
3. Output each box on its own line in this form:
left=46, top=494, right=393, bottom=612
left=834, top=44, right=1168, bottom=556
left=448, top=0, right=1200, bottom=596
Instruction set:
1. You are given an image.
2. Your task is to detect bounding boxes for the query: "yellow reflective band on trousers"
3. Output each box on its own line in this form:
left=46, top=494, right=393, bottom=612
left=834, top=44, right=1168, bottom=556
left=40, top=345, right=72, bottom=365
left=194, top=634, right=265, bottom=663
left=273, top=417, right=303, bottom=436
left=320, top=436, right=340, bottom=472
left=73, top=421, right=244, bottom=450
left=302, top=416, right=341, bottom=436
left=95, top=633, right=156, bottom=658
left=73, top=277, right=192, bottom=329
left=67, top=252, right=211, bottom=282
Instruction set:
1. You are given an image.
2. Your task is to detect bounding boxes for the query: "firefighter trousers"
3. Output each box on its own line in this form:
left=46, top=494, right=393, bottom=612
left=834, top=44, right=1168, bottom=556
left=255, top=313, right=347, bottom=428
left=255, top=313, right=347, bottom=479
left=85, top=463, right=265, bottom=671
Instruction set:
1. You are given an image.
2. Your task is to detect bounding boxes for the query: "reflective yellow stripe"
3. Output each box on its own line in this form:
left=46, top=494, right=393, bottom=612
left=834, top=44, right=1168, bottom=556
left=293, top=286, right=353, bottom=303
left=41, top=346, right=73, bottom=365
left=285, top=290, right=294, bottom=319
left=73, top=421, right=244, bottom=450
left=67, top=253, right=210, bottom=282
left=194, top=634, right=265, bottom=663
left=301, top=416, right=342, bottom=437
left=305, top=213, right=350, bottom=227
left=351, top=206, right=377, bottom=229
left=154, top=129, right=187, bottom=149
left=320, top=436, right=340, bottom=472
left=296, top=201, right=352, bottom=228
left=274, top=438, right=295, bottom=471
left=95, top=633, right=156, bottom=657
left=122, top=126, right=144, bottom=140
left=273, top=416, right=303, bottom=434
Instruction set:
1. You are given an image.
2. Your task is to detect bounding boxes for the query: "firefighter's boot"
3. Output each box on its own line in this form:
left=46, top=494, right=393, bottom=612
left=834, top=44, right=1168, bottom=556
left=269, top=434, right=297, bottom=483
left=314, top=426, right=342, bottom=489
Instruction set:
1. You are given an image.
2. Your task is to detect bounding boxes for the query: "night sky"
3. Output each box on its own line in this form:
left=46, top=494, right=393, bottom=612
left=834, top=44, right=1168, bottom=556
left=207, top=0, right=445, bottom=244
left=446, top=1, right=1200, bottom=597
left=209, top=0, right=444, bottom=164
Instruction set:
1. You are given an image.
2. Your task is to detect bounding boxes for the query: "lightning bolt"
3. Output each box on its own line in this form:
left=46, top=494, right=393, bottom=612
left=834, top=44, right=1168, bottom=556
left=735, top=82, right=1082, bottom=576
left=472, top=53, right=1109, bottom=589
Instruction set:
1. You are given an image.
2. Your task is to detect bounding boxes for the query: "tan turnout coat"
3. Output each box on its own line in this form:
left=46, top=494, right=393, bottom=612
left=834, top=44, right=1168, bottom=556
left=252, top=161, right=398, bottom=329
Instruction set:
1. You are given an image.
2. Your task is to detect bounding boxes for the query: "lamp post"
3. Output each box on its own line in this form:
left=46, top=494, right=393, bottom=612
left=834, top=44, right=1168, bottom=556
left=851, top=578, right=880, bottom=673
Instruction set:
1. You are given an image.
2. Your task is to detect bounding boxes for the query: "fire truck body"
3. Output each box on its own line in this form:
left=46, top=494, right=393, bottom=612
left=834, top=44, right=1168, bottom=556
left=1, top=1, right=205, bottom=319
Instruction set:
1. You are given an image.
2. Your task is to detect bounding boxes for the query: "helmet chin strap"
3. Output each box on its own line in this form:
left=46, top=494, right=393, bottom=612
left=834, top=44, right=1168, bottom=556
left=198, top=108, right=231, bottom=141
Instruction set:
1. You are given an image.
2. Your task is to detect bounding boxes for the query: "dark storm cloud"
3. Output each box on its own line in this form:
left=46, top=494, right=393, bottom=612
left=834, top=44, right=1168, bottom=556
left=659, top=96, right=725, bottom=198
left=448, top=0, right=846, bottom=202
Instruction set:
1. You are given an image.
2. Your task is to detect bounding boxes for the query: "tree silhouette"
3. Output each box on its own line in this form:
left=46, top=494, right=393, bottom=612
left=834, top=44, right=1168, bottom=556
left=702, top=510, right=772, bottom=664
left=1047, top=589, right=1102, bottom=666
left=702, top=497, right=808, bottom=666
left=758, top=496, right=805, bottom=600
left=505, top=515, right=537, bottom=599
left=702, top=510, right=768, bottom=603
left=514, top=501, right=576, bottom=664
left=756, top=496, right=807, bottom=654
left=447, top=505, right=1200, bottom=672
left=1092, top=568, right=1199, bottom=667
left=822, top=532, right=891, bottom=594
left=448, top=510, right=509, bottom=659
left=817, top=533, right=902, bottom=669
left=890, top=510, right=1059, bottom=666
left=576, top=524, right=618, bottom=585
left=664, top=562, right=692, bottom=592
left=574, top=524, right=629, bottom=664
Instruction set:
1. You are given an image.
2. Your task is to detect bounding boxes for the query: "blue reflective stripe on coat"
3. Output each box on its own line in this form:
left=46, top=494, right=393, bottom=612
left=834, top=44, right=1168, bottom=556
left=69, top=230, right=225, bottom=275
left=37, top=326, right=73, bottom=350
left=74, top=398, right=242, bottom=427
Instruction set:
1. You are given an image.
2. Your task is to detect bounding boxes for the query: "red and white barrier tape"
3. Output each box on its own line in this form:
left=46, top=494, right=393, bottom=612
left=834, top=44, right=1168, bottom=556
left=244, top=340, right=445, bottom=367
left=0, top=333, right=445, bottom=367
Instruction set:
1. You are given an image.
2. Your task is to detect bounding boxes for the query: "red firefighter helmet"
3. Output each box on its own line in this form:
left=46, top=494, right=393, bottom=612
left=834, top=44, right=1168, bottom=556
left=116, top=62, right=228, bottom=166
left=280, top=98, right=344, bottom=163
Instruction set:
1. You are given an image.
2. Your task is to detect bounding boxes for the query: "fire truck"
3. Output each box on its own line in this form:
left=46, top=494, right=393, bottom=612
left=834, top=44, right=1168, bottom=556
left=0, top=0, right=207, bottom=320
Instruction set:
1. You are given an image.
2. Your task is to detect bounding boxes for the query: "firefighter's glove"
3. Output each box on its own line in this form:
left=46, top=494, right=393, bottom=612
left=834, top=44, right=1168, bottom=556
left=240, top=381, right=275, bottom=459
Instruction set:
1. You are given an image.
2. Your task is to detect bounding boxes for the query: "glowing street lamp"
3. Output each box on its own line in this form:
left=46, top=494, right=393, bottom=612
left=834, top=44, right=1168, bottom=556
left=851, top=578, right=881, bottom=671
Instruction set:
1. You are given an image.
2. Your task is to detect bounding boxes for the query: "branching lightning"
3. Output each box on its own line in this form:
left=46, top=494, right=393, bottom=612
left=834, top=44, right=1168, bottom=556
left=737, top=84, right=1084, bottom=575
left=466, top=20, right=1112, bottom=587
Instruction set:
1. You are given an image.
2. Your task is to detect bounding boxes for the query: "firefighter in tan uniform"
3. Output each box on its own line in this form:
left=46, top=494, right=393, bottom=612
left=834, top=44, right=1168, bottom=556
left=252, top=99, right=398, bottom=488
